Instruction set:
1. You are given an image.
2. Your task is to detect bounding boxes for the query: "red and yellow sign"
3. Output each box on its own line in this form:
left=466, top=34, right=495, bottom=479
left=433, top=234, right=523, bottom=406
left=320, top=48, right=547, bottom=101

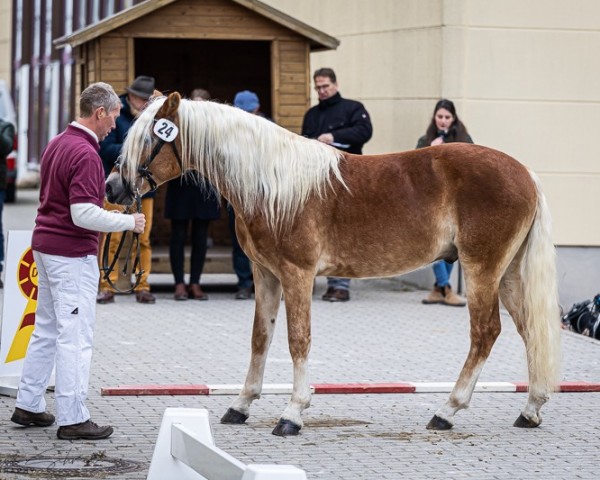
left=5, top=247, right=37, bottom=363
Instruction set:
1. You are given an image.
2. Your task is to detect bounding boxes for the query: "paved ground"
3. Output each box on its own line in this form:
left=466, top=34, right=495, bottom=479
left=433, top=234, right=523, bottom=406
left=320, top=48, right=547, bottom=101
left=0, top=189, right=599, bottom=479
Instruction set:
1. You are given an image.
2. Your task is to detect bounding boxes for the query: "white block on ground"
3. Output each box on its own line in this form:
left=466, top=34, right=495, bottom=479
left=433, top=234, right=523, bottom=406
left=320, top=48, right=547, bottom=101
left=147, top=408, right=215, bottom=480
left=242, top=464, right=307, bottom=479
left=147, top=408, right=308, bottom=480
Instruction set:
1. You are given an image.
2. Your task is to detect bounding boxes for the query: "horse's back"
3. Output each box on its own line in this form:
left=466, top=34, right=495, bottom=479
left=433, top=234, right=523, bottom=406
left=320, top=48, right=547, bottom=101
left=306, top=143, right=538, bottom=278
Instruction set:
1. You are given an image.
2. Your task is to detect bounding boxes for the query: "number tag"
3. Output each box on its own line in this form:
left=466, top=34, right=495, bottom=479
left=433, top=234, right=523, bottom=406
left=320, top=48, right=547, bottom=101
left=153, top=119, right=179, bottom=142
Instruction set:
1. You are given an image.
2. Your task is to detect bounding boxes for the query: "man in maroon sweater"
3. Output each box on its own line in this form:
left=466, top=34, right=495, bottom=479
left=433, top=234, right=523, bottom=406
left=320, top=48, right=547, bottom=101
left=11, top=82, right=145, bottom=440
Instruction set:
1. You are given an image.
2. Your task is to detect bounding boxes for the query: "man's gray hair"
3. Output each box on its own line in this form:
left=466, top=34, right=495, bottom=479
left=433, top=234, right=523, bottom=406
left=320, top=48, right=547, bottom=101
left=79, top=82, right=120, bottom=117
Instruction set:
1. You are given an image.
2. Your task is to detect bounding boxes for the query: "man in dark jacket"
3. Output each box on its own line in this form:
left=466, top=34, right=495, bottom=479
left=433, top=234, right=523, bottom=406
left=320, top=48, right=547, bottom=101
left=0, top=117, right=15, bottom=287
left=301, top=67, right=373, bottom=302
left=97, top=75, right=157, bottom=304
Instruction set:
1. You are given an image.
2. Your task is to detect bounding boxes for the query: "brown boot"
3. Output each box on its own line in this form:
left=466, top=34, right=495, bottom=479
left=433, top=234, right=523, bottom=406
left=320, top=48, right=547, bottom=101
left=422, top=285, right=444, bottom=304
left=174, top=283, right=188, bottom=301
left=57, top=419, right=113, bottom=440
left=188, top=283, right=209, bottom=300
left=441, top=285, right=467, bottom=307
left=11, top=407, right=55, bottom=427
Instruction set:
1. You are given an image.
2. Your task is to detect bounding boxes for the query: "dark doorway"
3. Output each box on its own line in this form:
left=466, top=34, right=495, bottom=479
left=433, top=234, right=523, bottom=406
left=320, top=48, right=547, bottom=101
left=134, top=38, right=271, bottom=116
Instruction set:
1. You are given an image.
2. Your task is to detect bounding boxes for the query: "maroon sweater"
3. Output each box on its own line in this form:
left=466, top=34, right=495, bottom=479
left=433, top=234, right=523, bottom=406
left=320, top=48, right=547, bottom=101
left=32, top=125, right=105, bottom=257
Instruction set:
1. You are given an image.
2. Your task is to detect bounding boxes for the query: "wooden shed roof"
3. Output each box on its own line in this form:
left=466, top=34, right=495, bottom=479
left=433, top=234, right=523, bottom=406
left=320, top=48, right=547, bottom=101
left=54, top=0, right=339, bottom=51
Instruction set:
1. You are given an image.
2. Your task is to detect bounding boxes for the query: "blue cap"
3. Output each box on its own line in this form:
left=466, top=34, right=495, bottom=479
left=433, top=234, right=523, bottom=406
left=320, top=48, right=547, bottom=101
left=234, top=90, right=259, bottom=112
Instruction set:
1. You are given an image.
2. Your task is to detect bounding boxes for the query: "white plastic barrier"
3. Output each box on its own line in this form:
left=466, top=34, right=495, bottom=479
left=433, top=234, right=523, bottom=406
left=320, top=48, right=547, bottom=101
left=0, top=231, right=54, bottom=397
left=147, top=408, right=307, bottom=480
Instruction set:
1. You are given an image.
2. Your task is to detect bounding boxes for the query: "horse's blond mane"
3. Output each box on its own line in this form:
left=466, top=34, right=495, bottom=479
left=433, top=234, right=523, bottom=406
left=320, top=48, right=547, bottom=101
left=122, top=96, right=345, bottom=232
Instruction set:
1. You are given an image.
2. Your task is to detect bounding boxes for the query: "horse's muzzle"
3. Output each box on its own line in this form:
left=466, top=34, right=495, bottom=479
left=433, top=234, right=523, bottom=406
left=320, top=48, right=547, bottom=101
left=105, top=173, right=134, bottom=206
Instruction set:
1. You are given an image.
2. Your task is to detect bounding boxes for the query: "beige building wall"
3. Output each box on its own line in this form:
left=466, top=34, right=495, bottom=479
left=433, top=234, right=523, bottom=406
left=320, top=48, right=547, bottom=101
left=0, top=0, right=598, bottom=247
left=265, top=0, right=600, bottom=247
left=0, top=0, right=11, bottom=84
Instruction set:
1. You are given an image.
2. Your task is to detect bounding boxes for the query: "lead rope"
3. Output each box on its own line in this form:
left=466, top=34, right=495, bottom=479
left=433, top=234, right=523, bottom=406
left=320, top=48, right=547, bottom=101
left=101, top=192, right=144, bottom=294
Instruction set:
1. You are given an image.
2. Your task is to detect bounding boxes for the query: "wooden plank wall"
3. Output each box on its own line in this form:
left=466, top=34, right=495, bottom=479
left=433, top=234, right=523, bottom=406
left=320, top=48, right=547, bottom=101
left=98, top=36, right=131, bottom=94
left=275, top=39, right=310, bottom=133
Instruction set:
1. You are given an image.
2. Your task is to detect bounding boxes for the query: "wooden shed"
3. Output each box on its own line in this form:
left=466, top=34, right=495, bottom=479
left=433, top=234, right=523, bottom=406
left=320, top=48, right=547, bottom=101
left=54, top=0, right=339, bottom=274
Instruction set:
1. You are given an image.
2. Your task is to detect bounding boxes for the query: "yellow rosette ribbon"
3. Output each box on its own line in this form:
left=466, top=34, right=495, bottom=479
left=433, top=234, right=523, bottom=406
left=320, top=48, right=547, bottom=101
left=5, top=248, right=38, bottom=363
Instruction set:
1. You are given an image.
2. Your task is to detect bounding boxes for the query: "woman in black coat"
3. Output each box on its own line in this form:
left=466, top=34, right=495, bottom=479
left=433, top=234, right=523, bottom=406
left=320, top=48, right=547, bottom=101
left=166, top=88, right=221, bottom=301
left=165, top=172, right=220, bottom=300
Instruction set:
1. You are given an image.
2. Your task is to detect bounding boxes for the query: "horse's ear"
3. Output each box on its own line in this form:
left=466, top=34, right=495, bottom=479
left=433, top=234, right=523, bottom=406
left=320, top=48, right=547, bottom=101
left=149, top=89, right=162, bottom=101
left=157, top=92, right=181, bottom=119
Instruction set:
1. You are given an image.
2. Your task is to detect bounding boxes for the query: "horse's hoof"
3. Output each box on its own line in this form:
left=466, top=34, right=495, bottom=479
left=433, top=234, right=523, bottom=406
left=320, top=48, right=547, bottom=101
left=426, top=415, right=453, bottom=430
left=272, top=419, right=302, bottom=436
left=220, top=408, right=249, bottom=425
left=513, top=414, right=540, bottom=428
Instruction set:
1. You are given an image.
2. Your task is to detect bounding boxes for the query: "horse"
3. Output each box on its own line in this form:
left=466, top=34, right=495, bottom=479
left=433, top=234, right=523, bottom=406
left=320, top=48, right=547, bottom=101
left=106, top=92, right=562, bottom=437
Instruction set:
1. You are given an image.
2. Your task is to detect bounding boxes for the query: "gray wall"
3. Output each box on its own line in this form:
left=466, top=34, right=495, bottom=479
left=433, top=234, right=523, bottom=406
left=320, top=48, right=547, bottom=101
left=399, top=246, right=599, bottom=312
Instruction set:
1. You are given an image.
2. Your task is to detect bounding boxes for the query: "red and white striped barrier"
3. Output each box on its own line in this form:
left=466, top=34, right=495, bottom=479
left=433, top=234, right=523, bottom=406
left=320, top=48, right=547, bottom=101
left=102, top=381, right=600, bottom=396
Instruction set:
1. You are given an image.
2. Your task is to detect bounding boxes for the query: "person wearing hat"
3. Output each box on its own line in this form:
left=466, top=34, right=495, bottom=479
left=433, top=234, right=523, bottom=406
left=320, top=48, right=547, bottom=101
left=97, top=75, right=157, bottom=305
left=234, top=90, right=260, bottom=115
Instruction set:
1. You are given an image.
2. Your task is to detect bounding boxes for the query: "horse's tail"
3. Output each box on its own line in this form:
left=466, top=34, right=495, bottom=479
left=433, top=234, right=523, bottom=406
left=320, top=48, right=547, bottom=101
left=520, top=171, right=562, bottom=394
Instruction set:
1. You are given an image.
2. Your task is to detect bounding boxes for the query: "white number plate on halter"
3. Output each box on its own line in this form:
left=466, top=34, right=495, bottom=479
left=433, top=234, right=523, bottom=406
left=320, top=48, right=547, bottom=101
left=153, top=119, right=179, bottom=142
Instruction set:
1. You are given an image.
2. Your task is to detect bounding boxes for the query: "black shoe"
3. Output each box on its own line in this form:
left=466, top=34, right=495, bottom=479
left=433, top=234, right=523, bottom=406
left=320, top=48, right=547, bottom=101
left=328, top=288, right=350, bottom=302
left=11, top=407, right=55, bottom=427
left=321, top=287, right=336, bottom=301
left=57, top=420, right=114, bottom=440
left=235, top=287, right=253, bottom=300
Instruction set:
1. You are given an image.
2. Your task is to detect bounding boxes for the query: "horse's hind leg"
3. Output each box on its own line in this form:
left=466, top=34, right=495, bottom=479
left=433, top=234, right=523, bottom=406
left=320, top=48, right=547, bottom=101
left=499, top=257, right=555, bottom=428
left=221, top=265, right=282, bottom=425
left=428, top=278, right=502, bottom=430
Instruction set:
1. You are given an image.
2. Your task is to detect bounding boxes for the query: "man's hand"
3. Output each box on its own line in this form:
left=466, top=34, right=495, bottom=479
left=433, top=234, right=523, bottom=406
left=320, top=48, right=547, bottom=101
left=317, top=133, right=334, bottom=145
left=131, top=213, right=146, bottom=233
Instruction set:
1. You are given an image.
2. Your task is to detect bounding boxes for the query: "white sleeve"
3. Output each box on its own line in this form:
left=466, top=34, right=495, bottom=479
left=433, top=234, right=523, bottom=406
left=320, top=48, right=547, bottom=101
left=71, top=203, right=135, bottom=233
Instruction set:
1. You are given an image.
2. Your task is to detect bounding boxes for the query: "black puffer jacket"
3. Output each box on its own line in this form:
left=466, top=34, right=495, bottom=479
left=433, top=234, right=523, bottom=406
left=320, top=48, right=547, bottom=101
left=0, top=118, right=15, bottom=190
left=301, top=93, right=373, bottom=154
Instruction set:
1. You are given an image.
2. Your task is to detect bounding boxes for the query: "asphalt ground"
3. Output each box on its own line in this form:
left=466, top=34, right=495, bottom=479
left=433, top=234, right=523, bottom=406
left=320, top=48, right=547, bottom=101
left=0, top=189, right=599, bottom=479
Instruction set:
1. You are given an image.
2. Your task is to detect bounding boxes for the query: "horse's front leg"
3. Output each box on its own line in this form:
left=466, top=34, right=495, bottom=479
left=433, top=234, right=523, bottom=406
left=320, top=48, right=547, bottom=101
left=272, top=270, right=315, bottom=437
left=221, top=265, right=282, bottom=425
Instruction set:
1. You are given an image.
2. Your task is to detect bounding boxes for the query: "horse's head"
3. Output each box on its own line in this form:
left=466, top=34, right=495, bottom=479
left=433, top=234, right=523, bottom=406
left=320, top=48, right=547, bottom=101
left=105, top=92, right=184, bottom=206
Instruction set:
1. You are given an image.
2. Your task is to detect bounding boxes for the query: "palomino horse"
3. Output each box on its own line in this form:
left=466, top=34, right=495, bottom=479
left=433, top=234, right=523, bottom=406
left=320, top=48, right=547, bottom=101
left=106, top=92, right=561, bottom=437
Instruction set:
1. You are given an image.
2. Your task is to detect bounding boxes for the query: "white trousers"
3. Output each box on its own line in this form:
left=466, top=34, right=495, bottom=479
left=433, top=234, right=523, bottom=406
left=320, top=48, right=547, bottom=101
left=16, top=251, right=99, bottom=426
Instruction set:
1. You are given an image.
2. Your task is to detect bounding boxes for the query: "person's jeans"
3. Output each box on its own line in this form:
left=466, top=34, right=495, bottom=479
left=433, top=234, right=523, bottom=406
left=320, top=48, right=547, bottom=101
left=327, top=277, right=350, bottom=291
left=432, top=260, right=454, bottom=287
left=227, top=205, right=253, bottom=289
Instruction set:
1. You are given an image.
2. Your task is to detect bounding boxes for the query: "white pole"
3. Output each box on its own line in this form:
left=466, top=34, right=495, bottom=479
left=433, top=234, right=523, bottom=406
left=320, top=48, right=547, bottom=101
left=16, top=65, right=29, bottom=183
left=48, top=61, right=60, bottom=139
